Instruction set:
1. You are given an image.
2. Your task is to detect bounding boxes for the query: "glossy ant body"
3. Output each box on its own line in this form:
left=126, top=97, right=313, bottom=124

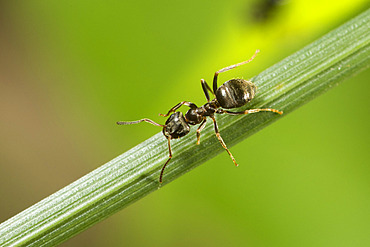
left=117, top=50, right=283, bottom=183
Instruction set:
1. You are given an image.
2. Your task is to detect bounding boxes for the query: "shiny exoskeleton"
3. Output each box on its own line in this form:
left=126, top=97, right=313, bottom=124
left=117, top=50, right=283, bottom=183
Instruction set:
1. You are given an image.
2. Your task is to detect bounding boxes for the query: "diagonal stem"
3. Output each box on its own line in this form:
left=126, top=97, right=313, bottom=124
left=0, top=9, right=369, bottom=247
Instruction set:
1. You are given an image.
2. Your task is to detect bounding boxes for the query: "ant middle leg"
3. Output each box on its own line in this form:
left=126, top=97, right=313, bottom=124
left=196, top=118, right=207, bottom=145
left=210, top=116, right=238, bottom=166
left=213, top=49, right=260, bottom=93
left=159, top=136, right=172, bottom=183
left=159, top=101, right=198, bottom=117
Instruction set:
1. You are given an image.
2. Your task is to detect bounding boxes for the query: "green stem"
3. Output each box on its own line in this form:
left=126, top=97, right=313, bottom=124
left=1, top=9, right=369, bottom=247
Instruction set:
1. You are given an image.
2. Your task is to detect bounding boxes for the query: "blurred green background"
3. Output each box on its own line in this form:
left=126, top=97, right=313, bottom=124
left=0, top=1, right=369, bottom=246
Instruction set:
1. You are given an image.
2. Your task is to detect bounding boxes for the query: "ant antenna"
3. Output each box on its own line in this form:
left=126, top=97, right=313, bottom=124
left=117, top=119, right=165, bottom=127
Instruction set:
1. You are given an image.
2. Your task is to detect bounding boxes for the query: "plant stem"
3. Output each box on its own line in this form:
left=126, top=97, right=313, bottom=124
left=1, top=9, right=369, bottom=247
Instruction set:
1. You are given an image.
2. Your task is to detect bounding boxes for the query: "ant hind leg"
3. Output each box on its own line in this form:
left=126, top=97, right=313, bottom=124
left=223, top=108, right=283, bottom=115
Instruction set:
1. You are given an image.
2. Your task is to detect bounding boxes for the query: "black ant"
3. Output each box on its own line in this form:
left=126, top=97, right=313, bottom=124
left=117, top=50, right=283, bottom=183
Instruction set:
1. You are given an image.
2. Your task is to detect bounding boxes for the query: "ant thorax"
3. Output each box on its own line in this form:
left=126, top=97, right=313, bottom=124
left=184, top=108, right=203, bottom=125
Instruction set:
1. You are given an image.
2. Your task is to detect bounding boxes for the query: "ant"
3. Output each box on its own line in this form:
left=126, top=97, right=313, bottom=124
left=117, top=50, right=283, bottom=183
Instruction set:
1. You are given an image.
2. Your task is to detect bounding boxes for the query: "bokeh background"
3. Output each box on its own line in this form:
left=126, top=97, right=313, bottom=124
left=1, top=1, right=369, bottom=246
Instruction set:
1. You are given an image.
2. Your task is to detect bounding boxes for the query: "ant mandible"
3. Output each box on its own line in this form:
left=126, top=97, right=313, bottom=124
left=117, top=50, right=283, bottom=183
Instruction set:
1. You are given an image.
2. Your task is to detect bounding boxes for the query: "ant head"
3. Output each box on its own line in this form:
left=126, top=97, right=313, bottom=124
left=163, top=112, right=190, bottom=139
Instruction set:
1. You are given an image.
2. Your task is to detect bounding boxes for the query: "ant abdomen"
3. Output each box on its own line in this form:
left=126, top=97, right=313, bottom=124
left=215, top=79, right=256, bottom=109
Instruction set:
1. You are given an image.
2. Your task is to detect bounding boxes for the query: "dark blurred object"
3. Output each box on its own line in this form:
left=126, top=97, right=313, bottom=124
left=250, top=0, right=287, bottom=23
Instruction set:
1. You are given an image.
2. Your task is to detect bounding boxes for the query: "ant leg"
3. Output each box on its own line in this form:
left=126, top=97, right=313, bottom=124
left=196, top=118, right=207, bottom=145
left=159, top=136, right=172, bottom=183
left=117, top=118, right=165, bottom=127
left=201, top=79, right=214, bottom=102
left=222, top=108, right=283, bottom=115
left=210, top=116, right=238, bottom=166
left=213, top=49, right=260, bottom=93
left=159, top=101, right=197, bottom=117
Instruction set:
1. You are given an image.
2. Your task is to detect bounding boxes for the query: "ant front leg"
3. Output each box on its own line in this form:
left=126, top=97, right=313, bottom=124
left=213, top=49, right=260, bottom=93
left=160, top=136, right=172, bottom=183
left=159, top=101, right=197, bottom=117
left=210, top=116, right=238, bottom=167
